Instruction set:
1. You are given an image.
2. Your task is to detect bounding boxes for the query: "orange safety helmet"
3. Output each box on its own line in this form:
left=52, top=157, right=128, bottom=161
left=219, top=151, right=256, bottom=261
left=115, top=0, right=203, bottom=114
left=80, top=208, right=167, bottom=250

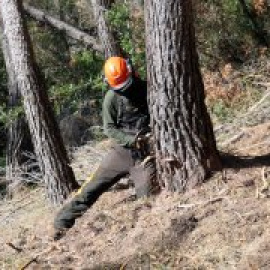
left=103, top=57, right=133, bottom=91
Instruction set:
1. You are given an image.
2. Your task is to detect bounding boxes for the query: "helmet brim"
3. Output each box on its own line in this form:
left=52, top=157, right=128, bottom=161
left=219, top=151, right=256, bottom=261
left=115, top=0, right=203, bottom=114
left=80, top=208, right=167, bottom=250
left=110, top=75, right=133, bottom=92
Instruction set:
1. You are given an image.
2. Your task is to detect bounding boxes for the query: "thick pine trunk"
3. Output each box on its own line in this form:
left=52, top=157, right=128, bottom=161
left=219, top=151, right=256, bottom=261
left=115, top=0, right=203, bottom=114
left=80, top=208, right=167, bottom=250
left=0, top=0, right=79, bottom=204
left=90, top=0, right=121, bottom=58
left=145, top=1, right=221, bottom=191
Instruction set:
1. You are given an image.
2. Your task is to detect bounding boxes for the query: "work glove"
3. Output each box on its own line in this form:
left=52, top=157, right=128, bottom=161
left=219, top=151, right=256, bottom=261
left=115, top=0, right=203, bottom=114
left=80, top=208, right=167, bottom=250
left=134, top=132, right=154, bottom=159
left=135, top=132, right=152, bottom=152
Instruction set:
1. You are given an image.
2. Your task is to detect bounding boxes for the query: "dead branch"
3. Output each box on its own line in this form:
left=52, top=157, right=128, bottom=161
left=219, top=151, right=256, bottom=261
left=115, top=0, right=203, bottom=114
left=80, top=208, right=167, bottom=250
left=215, top=88, right=270, bottom=145
left=19, top=256, right=38, bottom=270
left=6, top=242, right=23, bottom=253
left=219, top=130, right=246, bottom=148
left=177, top=196, right=224, bottom=209
left=240, top=90, right=270, bottom=117
left=23, top=5, right=103, bottom=53
left=19, top=245, right=56, bottom=270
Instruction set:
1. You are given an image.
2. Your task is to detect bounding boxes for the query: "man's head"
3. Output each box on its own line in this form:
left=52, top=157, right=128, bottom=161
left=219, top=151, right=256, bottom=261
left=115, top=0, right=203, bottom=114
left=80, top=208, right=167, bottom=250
left=103, top=56, right=133, bottom=93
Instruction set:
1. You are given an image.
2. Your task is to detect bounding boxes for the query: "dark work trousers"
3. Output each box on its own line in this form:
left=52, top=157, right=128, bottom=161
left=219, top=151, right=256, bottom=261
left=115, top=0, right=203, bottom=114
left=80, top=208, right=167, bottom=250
left=54, top=145, right=154, bottom=230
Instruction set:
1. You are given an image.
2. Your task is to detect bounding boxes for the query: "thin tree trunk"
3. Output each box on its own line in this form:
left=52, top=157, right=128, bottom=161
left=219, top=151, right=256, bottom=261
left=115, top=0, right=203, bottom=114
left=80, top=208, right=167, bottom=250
left=145, top=1, right=221, bottom=192
left=1, top=23, right=20, bottom=182
left=23, top=4, right=103, bottom=52
left=90, top=0, right=121, bottom=58
left=0, top=0, right=79, bottom=204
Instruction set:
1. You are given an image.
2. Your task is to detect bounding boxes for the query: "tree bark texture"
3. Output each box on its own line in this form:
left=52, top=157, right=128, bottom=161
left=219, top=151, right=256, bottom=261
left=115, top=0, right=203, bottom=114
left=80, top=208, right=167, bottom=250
left=1, top=25, right=19, bottom=179
left=145, top=1, right=221, bottom=192
left=1, top=22, right=35, bottom=185
left=0, top=0, right=79, bottom=204
left=23, top=4, right=103, bottom=52
left=90, top=0, right=121, bottom=58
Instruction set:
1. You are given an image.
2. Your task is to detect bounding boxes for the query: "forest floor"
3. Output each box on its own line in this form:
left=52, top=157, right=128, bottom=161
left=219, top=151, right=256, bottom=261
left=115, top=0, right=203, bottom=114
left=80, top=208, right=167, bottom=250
left=1, top=66, right=270, bottom=269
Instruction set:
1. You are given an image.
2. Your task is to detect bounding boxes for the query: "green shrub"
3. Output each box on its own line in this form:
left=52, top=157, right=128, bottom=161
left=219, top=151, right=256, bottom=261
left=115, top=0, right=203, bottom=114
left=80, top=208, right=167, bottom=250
left=195, top=0, right=269, bottom=68
left=28, top=18, right=106, bottom=116
left=107, top=3, right=146, bottom=78
left=210, top=100, right=234, bottom=123
left=48, top=50, right=105, bottom=116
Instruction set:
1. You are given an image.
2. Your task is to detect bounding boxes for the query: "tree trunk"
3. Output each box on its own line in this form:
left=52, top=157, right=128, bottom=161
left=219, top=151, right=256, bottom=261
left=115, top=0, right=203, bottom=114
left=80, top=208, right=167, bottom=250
left=0, top=21, right=34, bottom=187
left=145, top=1, right=221, bottom=192
left=0, top=0, right=79, bottom=204
left=23, top=4, right=103, bottom=52
left=90, top=0, right=121, bottom=58
left=1, top=23, right=20, bottom=182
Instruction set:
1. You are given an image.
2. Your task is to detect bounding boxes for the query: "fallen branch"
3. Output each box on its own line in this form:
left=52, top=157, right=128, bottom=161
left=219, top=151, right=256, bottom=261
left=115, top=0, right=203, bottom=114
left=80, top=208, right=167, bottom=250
left=220, top=130, right=246, bottom=148
left=19, top=245, right=56, bottom=270
left=240, top=90, right=270, bottom=117
left=177, top=196, right=224, bottom=210
left=215, top=89, right=270, bottom=144
left=19, top=255, right=39, bottom=270
left=23, top=5, right=103, bottom=53
left=6, top=242, right=23, bottom=253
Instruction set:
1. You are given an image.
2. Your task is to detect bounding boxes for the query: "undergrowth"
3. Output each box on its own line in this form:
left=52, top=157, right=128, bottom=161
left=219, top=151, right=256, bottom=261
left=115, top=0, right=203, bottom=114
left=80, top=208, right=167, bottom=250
left=204, top=59, right=268, bottom=124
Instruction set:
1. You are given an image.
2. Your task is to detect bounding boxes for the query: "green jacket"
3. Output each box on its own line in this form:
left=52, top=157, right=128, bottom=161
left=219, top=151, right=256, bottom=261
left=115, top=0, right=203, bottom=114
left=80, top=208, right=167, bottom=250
left=102, top=77, right=149, bottom=147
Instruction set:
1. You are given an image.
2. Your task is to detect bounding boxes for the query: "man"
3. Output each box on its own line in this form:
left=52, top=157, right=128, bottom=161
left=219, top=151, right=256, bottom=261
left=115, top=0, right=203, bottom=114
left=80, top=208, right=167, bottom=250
left=53, top=56, right=157, bottom=239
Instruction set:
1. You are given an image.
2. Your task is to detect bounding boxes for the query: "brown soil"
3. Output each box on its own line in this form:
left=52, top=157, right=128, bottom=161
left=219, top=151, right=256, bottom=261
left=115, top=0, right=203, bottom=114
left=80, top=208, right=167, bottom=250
left=1, top=125, right=270, bottom=269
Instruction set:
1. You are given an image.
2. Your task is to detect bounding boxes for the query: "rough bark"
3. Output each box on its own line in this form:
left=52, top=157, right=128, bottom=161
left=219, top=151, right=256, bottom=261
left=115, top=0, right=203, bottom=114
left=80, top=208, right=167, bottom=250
left=23, top=4, right=103, bottom=52
left=145, top=1, right=221, bottom=191
left=90, top=0, right=121, bottom=58
left=1, top=24, right=20, bottom=181
left=0, top=0, right=80, bottom=204
left=0, top=21, right=33, bottom=185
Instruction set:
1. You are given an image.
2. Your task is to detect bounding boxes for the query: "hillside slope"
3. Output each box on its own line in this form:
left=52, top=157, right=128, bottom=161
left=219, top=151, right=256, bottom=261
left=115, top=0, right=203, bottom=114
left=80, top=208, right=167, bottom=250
left=1, top=85, right=270, bottom=269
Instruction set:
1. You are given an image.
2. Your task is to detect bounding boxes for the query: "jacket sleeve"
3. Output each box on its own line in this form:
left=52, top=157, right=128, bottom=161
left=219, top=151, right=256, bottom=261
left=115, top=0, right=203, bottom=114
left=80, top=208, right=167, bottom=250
left=102, top=91, right=135, bottom=147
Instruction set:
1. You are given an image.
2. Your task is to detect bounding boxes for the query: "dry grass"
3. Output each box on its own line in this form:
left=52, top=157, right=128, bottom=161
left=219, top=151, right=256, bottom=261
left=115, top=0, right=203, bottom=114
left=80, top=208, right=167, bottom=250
left=2, top=126, right=270, bottom=269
